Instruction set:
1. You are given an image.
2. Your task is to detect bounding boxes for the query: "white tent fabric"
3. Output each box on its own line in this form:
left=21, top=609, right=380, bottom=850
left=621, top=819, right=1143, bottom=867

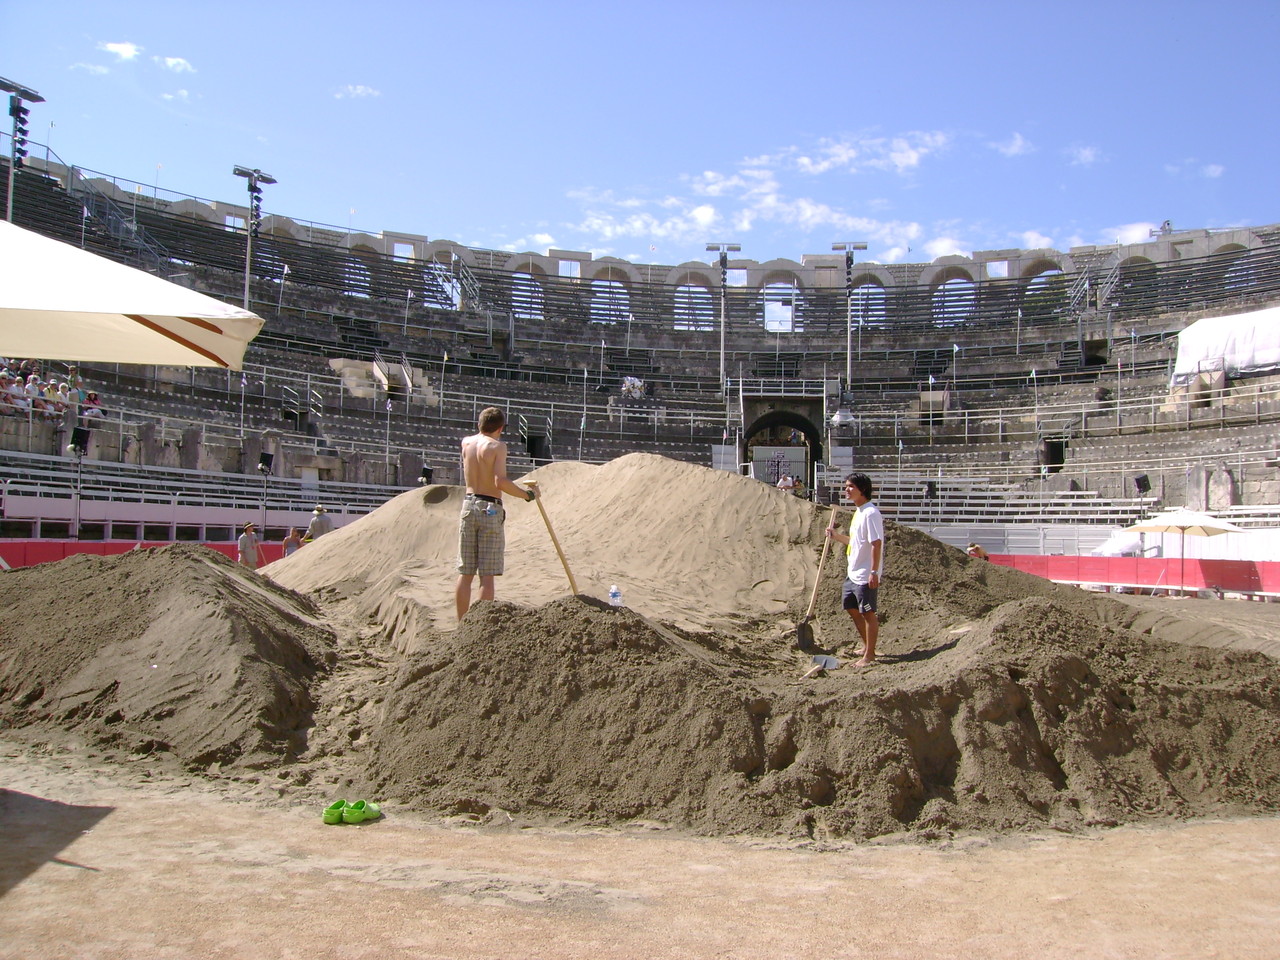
left=0, top=220, right=264, bottom=369
left=1172, top=305, right=1280, bottom=385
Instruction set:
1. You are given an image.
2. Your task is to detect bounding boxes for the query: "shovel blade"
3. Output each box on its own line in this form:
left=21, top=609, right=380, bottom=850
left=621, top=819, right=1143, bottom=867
left=794, top=619, right=815, bottom=651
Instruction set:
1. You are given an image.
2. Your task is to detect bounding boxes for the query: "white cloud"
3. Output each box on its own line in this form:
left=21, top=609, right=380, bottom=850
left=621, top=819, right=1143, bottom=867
left=1110, top=222, right=1157, bottom=245
left=795, top=140, right=860, bottom=175
left=868, top=132, right=950, bottom=174
left=569, top=201, right=721, bottom=246
left=154, top=56, right=195, bottom=73
left=992, top=132, right=1033, bottom=157
left=1020, top=230, right=1054, bottom=249
left=99, top=41, right=142, bottom=60
left=1202, top=164, right=1225, bottom=178
left=71, top=63, right=109, bottom=75
left=161, top=90, right=190, bottom=102
left=688, top=170, right=750, bottom=197
left=924, top=236, right=968, bottom=259
left=1068, top=145, right=1101, bottom=167
left=335, top=85, right=381, bottom=99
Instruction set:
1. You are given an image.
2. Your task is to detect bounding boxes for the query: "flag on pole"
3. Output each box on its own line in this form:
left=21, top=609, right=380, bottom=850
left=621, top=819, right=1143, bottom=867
left=952, top=343, right=960, bottom=353
left=282, top=264, right=290, bottom=276
left=928, top=374, right=935, bottom=385
left=386, top=398, right=392, bottom=412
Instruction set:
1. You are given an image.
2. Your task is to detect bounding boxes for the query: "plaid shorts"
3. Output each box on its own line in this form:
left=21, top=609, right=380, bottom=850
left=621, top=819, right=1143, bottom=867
left=456, top=496, right=506, bottom=576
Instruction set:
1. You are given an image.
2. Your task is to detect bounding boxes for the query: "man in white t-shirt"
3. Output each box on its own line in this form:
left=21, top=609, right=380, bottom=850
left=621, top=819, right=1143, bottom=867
left=776, top=474, right=795, bottom=493
left=825, top=472, right=884, bottom=666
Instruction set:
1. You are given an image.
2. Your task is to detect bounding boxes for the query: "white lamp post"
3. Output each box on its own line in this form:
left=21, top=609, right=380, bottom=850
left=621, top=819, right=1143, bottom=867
left=1, top=76, right=44, bottom=223
left=232, top=165, right=277, bottom=310
left=706, top=243, right=741, bottom=394
left=832, top=242, right=867, bottom=385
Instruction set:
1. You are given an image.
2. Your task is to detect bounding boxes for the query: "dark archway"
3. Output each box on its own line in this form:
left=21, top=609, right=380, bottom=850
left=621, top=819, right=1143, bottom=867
left=743, top=408, right=824, bottom=490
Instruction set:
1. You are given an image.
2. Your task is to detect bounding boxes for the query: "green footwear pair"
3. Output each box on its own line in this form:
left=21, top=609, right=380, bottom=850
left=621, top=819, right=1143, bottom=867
left=322, top=798, right=381, bottom=824
left=341, top=799, right=382, bottom=824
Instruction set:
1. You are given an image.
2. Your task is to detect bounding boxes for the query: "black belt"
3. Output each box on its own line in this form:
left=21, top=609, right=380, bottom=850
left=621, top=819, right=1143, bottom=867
left=467, top=493, right=500, bottom=503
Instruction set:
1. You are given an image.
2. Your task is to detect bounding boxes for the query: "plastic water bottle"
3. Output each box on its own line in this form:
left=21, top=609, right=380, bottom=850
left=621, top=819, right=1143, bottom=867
left=608, top=584, right=623, bottom=607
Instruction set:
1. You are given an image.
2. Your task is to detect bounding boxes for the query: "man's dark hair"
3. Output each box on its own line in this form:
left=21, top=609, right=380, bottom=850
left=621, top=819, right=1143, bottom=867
left=845, top=472, right=873, bottom=500
left=478, top=406, right=506, bottom=433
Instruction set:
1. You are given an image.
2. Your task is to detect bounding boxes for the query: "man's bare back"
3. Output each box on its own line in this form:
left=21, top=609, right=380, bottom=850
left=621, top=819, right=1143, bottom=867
left=461, top=431, right=510, bottom=498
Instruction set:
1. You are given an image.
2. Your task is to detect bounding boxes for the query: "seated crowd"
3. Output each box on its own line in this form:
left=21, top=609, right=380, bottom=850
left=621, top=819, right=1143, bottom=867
left=0, top=358, right=104, bottom=424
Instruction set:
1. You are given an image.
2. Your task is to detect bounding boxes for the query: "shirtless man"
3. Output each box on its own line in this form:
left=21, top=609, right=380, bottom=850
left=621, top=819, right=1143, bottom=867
left=455, top=406, right=538, bottom=619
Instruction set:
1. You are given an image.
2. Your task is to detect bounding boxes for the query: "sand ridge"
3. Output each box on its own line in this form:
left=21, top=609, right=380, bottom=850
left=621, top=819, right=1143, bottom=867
left=1, top=453, right=1278, bottom=842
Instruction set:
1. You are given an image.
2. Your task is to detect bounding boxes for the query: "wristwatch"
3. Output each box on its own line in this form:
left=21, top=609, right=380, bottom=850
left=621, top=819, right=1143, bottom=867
left=525, top=489, right=536, bottom=501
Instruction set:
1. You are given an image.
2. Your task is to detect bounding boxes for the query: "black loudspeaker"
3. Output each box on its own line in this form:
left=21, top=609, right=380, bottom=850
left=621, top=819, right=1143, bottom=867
left=925, top=480, right=938, bottom=500
left=1134, top=474, right=1151, bottom=495
left=257, top=452, right=274, bottom=475
left=70, top=427, right=91, bottom=453
left=419, top=466, right=434, bottom=485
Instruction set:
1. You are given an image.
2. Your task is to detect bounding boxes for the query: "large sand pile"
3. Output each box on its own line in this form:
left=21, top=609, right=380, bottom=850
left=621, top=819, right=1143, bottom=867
left=0, top=545, right=335, bottom=769
left=2, top=453, right=1278, bottom=840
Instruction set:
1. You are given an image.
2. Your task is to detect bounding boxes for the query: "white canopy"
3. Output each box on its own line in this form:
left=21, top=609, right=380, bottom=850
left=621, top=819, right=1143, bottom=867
left=1172, top=305, right=1280, bottom=385
left=0, top=220, right=264, bottom=369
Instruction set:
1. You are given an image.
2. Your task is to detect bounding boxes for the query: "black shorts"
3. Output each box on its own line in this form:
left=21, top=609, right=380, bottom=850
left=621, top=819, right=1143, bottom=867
left=842, top=579, right=878, bottom=614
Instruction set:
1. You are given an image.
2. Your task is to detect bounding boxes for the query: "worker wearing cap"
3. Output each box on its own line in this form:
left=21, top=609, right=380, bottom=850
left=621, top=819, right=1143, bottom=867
left=237, top=522, right=261, bottom=569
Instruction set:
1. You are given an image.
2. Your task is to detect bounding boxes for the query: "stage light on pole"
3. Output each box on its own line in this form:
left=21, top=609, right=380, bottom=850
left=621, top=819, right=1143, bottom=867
left=232, top=165, right=277, bottom=310
left=832, top=242, right=868, bottom=386
left=706, top=243, right=741, bottom=394
left=1, top=76, right=44, bottom=223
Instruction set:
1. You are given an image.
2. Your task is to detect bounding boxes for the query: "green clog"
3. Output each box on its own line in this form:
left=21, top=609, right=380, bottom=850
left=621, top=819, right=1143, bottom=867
left=322, top=800, right=346, bottom=825
left=362, top=801, right=381, bottom=821
left=342, top=800, right=367, bottom=824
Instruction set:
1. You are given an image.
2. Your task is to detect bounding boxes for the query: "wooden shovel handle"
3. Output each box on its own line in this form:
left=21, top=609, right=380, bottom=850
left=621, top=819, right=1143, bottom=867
left=804, top=509, right=838, bottom=621
left=525, top=481, right=579, bottom=596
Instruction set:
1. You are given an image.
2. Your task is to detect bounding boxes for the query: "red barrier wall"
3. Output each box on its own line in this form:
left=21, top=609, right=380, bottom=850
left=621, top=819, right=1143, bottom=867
left=1, top=542, right=1276, bottom=594
left=988, top=554, right=1280, bottom=595
left=0, top=541, right=284, bottom=569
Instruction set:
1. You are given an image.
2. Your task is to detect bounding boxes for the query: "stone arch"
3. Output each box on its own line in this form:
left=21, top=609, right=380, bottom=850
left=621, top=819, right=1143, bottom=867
left=743, top=408, right=825, bottom=487
left=928, top=266, right=978, bottom=327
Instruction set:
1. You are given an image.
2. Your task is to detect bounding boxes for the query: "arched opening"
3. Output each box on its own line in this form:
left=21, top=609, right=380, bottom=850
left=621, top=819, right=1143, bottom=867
left=763, top=281, right=799, bottom=333
left=673, top=283, right=715, bottom=331
left=931, top=274, right=976, bottom=327
left=590, top=278, right=629, bottom=324
left=1022, top=268, right=1066, bottom=320
left=743, top=408, right=824, bottom=493
left=511, top=271, right=544, bottom=320
left=1112, top=257, right=1157, bottom=311
left=851, top=281, right=887, bottom=327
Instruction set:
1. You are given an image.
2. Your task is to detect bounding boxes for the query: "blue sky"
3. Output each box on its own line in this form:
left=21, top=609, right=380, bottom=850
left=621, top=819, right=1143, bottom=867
left=5, top=1, right=1278, bottom=267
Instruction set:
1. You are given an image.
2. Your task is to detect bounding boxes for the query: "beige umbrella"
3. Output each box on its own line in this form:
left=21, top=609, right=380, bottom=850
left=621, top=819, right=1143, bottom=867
left=1125, top=509, right=1246, bottom=594
left=0, top=220, right=263, bottom=369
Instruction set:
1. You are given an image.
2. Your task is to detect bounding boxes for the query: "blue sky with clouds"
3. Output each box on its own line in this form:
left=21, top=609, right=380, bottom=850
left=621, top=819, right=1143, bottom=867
left=5, top=1, right=1278, bottom=266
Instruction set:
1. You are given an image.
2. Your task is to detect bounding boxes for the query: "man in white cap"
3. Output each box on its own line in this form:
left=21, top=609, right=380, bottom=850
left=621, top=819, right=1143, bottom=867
left=305, top=505, right=333, bottom=541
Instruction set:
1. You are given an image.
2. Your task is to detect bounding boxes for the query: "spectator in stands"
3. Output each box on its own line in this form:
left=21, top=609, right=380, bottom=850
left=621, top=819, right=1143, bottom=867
left=24, top=375, right=51, bottom=417
left=825, top=472, right=884, bottom=668
left=776, top=474, right=795, bottom=494
left=282, top=527, right=303, bottom=557
left=2, top=374, right=31, bottom=415
left=80, top=390, right=104, bottom=424
left=237, top=522, right=261, bottom=569
left=305, top=505, right=333, bottom=541
left=966, top=542, right=989, bottom=560
left=455, top=406, right=538, bottom=620
left=793, top=477, right=806, bottom=499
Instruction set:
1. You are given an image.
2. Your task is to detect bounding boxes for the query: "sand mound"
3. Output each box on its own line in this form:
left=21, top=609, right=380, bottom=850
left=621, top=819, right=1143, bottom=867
left=0, top=544, right=335, bottom=769
left=267, top=454, right=818, bottom=644
left=3, top=453, right=1279, bottom=841
left=356, top=532, right=1280, bottom=839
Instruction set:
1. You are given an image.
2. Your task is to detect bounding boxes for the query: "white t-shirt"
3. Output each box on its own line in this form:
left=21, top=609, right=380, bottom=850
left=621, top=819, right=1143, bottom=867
left=846, top=500, right=885, bottom=584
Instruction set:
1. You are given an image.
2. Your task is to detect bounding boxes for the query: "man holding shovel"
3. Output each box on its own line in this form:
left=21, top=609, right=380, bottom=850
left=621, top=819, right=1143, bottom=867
left=455, top=406, right=538, bottom=620
left=825, top=472, right=884, bottom=667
